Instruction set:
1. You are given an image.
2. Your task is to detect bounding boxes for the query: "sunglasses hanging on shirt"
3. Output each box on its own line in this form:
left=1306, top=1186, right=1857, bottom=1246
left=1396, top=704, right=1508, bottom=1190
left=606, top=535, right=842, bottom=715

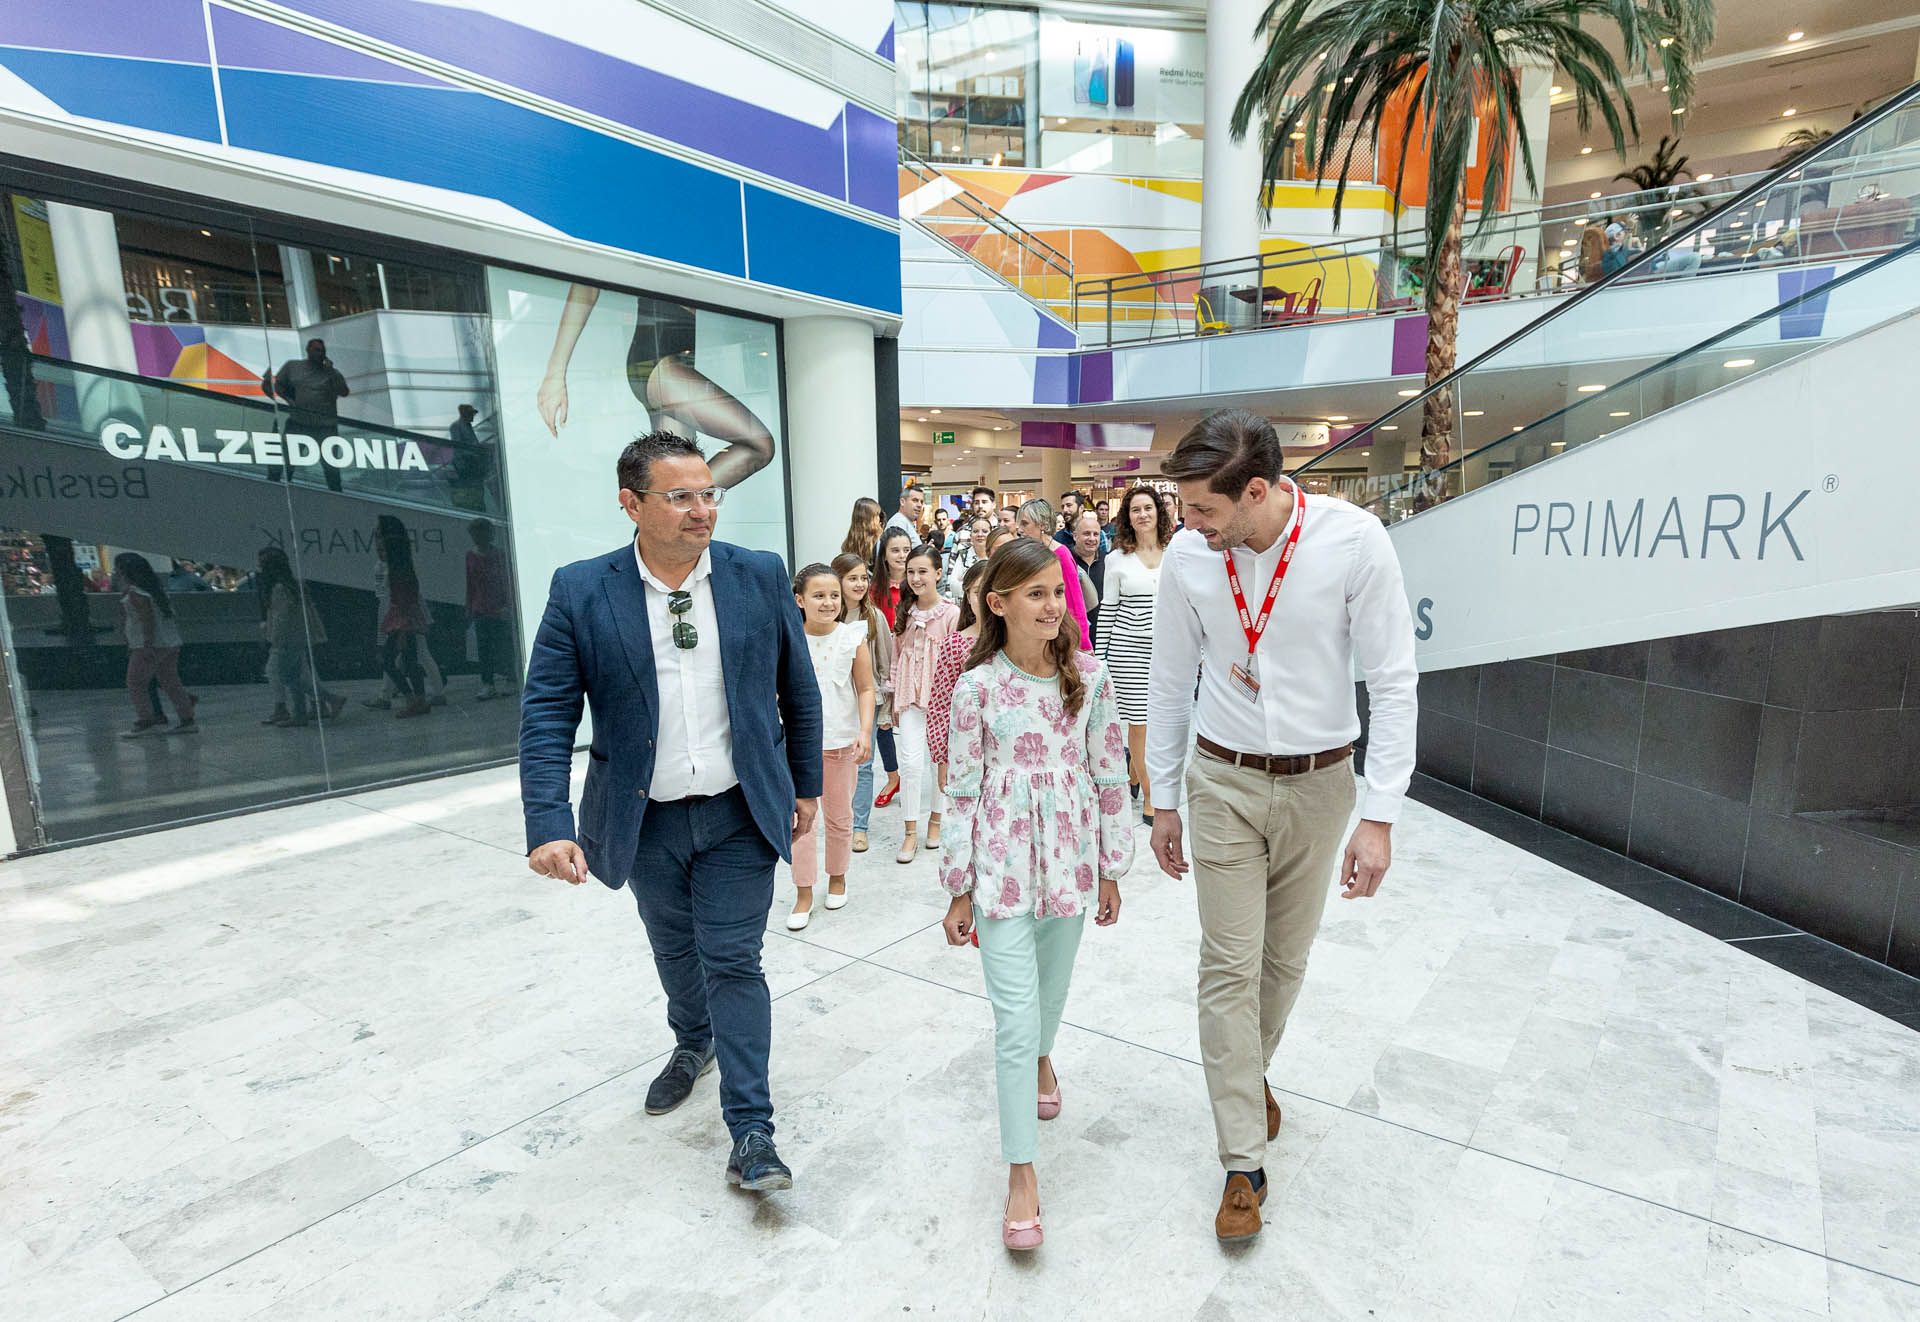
left=668, top=590, right=697, bottom=650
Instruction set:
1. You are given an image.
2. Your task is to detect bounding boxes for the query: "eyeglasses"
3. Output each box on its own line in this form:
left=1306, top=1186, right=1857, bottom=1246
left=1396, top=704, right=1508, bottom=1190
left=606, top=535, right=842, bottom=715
left=668, top=591, right=697, bottom=650
left=634, top=486, right=726, bottom=512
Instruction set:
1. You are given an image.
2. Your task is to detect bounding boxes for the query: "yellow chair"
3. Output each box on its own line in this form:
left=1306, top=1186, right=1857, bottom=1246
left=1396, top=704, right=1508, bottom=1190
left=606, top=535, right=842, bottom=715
left=1194, top=291, right=1229, bottom=336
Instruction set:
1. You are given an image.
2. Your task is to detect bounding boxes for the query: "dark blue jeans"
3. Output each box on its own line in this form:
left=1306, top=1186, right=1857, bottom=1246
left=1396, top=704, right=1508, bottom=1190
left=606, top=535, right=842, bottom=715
left=630, top=785, right=776, bottom=1141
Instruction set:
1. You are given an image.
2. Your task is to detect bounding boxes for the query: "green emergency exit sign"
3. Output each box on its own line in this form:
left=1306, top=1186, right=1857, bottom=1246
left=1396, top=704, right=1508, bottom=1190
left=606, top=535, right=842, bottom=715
left=933, top=430, right=955, bottom=445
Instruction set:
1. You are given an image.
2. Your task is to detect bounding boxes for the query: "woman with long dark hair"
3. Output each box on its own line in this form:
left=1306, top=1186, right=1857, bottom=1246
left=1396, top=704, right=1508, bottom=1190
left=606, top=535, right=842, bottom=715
left=377, top=522, right=433, bottom=719
left=835, top=550, right=899, bottom=841
left=115, top=553, right=196, bottom=737
left=1097, top=485, right=1171, bottom=820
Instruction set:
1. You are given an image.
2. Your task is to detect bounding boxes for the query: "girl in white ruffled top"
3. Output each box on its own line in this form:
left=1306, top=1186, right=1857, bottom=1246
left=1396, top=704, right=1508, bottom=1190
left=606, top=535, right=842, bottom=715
left=788, top=563, right=875, bottom=930
left=938, top=538, right=1133, bottom=1252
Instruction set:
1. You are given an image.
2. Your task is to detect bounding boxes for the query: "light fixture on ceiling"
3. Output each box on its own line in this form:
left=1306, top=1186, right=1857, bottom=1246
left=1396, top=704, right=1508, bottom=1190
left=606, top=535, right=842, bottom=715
left=917, top=416, right=928, bottom=422
left=1729, top=219, right=1744, bottom=227
left=1787, top=30, right=1804, bottom=42
left=1782, top=107, right=1797, bottom=118
left=1590, top=191, right=1602, bottom=199
left=1580, top=145, right=1593, bottom=155
left=1326, top=414, right=1348, bottom=421
left=1380, top=424, right=1398, bottom=431
left=1055, top=116, right=1067, bottom=125
left=199, top=229, right=212, bottom=237
left=992, top=426, right=1004, bottom=431
left=1672, top=106, right=1685, bottom=115
left=1562, top=239, right=1576, bottom=246
left=1550, top=440, right=1566, bottom=448
left=1723, top=358, right=1755, bottom=368
left=1697, top=172, right=1715, bottom=181
left=1659, top=36, right=1674, bottom=47
left=1576, top=383, right=1605, bottom=393
left=1359, top=450, right=1370, bottom=457
left=929, top=408, right=942, bottom=414
left=1512, top=425, right=1525, bottom=432
left=1661, top=83, right=1670, bottom=92
left=1396, top=388, right=1419, bottom=397
left=1609, top=410, right=1631, bottom=418
left=1550, top=84, right=1563, bottom=95
left=1463, top=410, right=1484, bottom=417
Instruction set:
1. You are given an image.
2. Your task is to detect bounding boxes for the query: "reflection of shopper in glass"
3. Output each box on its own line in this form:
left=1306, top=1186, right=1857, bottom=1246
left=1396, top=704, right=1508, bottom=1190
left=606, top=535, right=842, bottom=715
left=466, top=520, right=515, bottom=700
left=257, top=547, right=344, bottom=727
left=363, top=515, right=446, bottom=710
left=375, top=519, right=433, bottom=719
left=448, top=403, right=495, bottom=512
left=534, top=286, right=775, bottom=487
left=263, top=337, right=351, bottom=492
left=115, top=553, right=197, bottom=738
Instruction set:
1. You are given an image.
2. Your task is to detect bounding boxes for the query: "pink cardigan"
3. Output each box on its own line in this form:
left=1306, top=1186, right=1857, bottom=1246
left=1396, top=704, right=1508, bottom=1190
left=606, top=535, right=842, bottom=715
left=1054, top=543, right=1092, bottom=652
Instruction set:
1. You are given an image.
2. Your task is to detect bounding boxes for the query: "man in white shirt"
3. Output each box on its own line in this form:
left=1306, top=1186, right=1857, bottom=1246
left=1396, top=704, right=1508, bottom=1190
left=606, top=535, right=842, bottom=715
left=1147, top=408, right=1417, bottom=1243
left=520, top=432, right=822, bottom=1194
left=885, top=483, right=927, bottom=543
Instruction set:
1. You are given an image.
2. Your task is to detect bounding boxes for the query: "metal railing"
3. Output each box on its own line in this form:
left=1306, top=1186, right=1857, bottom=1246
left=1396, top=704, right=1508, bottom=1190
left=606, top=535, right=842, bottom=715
left=899, top=146, right=1073, bottom=315
left=1069, top=135, right=1920, bottom=347
left=1289, top=83, right=1920, bottom=525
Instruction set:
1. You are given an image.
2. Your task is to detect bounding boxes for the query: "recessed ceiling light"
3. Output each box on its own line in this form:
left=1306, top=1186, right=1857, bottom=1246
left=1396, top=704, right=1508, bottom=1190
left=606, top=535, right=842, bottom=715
left=1463, top=410, right=1484, bottom=417
left=1609, top=410, right=1631, bottom=418
left=1359, top=450, right=1370, bottom=457
left=1782, top=107, right=1797, bottom=118
left=1580, top=145, right=1593, bottom=155
left=1562, top=239, right=1576, bottom=246
left=1512, top=425, right=1525, bottom=432
left=1659, top=36, right=1674, bottom=47
left=199, top=229, right=212, bottom=237
left=1589, top=191, right=1602, bottom=199
left=1723, top=358, right=1755, bottom=368
left=1729, top=219, right=1744, bottom=227
left=1055, top=116, right=1067, bottom=125
left=917, top=416, right=928, bottom=422
left=1326, top=415, right=1348, bottom=421
left=1576, top=383, right=1605, bottom=393
left=1661, top=83, right=1670, bottom=92
left=1550, top=84, right=1563, bottom=95
left=1550, top=440, right=1566, bottom=448
left=1396, top=388, right=1419, bottom=397
left=930, top=408, right=942, bottom=414
left=1787, top=30, right=1804, bottom=42
left=1380, top=424, right=1399, bottom=431
left=1672, top=106, right=1686, bottom=115
left=1697, top=172, right=1715, bottom=181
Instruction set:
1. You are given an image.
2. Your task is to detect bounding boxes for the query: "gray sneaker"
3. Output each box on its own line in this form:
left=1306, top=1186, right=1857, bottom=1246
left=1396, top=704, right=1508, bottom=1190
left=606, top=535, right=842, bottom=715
left=644, top=1044, right=715, bottom=1115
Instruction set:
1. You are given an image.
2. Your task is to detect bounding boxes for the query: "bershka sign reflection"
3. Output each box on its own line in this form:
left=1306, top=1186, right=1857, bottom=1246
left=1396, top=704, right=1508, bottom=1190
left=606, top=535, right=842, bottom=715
left=99, top=422, right=430, bottom=472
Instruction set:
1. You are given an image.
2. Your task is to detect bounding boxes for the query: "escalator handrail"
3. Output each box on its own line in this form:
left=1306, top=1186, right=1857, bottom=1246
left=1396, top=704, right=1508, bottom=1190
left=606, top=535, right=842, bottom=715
left=1295, top=79, right=1920, bottom=480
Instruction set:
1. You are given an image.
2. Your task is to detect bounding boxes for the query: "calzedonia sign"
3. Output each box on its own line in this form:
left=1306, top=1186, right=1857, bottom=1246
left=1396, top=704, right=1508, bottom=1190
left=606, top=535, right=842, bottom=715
left=99, top=422, right=430, bottom=472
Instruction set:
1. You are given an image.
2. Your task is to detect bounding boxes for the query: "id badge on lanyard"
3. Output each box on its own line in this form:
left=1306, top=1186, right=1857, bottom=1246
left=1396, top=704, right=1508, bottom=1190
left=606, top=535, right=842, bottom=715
left=1223, top=488, right=1304, bottom=703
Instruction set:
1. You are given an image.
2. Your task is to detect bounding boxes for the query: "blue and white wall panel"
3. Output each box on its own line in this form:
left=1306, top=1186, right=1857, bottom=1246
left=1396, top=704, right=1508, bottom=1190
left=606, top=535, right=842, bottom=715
left=897, top=221, right=1076, bottom=408
left=0, top=0, right=901, bottom=321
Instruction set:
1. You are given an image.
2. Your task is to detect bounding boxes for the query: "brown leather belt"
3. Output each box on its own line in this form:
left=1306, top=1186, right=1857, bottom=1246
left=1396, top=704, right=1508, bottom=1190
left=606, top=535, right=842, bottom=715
left=1196, top=736, right=1352, bottom=776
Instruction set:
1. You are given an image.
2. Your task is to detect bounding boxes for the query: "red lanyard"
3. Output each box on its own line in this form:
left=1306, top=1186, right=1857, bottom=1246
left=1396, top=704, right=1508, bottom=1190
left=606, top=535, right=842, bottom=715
left=1223, top=485, right=1305, bottom=657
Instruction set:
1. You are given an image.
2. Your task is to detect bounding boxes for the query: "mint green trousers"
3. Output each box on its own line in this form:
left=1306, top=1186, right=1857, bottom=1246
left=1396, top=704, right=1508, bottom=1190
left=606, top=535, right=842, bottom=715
left=976, top=910, right=1087, bottom=1164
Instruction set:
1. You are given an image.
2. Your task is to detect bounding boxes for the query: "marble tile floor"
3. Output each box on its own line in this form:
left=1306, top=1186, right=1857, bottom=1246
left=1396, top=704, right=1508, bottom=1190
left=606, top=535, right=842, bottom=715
left=2, top=760, right=1918, bottom=1321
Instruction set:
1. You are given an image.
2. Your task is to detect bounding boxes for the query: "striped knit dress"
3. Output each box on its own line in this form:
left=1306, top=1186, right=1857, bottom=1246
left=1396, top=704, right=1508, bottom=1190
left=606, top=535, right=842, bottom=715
left=1096, top=548, right=1159, bottom=724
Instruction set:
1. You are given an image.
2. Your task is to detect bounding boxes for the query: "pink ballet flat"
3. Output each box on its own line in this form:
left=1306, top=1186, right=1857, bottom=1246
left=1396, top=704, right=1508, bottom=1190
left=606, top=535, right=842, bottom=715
left=1002, top=1200, right=1044, bottom=1251
left=1038, top=1081, right=1062, bottom=1121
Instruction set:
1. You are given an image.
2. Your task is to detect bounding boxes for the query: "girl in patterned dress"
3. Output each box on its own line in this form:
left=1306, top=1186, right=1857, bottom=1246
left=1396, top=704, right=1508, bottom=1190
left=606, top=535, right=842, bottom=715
left=938, top=539, right=1134, bottom=1251
left=927, top=559, right=990, bottom=805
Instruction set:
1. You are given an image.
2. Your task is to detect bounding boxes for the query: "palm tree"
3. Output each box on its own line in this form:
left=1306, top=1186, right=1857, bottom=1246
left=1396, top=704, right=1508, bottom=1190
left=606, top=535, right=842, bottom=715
left=1616, top=134, right=1699, bottom=240
left=1231, top=0, right=1713, bottom=505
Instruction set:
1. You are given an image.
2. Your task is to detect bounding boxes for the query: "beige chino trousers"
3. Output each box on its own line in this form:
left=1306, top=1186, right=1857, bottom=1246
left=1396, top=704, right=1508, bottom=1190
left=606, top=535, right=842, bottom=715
left=1186, top=751, right=1356, bottom=1171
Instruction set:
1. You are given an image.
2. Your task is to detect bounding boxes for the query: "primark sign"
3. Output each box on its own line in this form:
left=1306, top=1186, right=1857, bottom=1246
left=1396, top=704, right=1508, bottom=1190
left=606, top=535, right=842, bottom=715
left=99, top=422, right=430, bottom=472
left=1510, top=488, right=1810, bottom=561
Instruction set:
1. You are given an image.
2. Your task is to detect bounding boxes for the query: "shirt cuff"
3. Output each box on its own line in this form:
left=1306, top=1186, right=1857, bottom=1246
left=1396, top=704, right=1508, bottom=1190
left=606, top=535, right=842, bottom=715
left=1149, top=784, right=1183, bottom=812
left=1360, top=788, right=1403, bottom=824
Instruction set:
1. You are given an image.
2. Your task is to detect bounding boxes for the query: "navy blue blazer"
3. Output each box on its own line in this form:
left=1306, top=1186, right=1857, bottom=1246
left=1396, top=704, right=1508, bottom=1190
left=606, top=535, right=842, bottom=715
left=519, top=540, right=824, bottom=887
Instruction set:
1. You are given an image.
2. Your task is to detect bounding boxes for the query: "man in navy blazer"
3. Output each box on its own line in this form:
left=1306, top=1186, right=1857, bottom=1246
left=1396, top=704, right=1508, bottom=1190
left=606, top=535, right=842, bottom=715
left=520, top=431, right=821, bottom=1193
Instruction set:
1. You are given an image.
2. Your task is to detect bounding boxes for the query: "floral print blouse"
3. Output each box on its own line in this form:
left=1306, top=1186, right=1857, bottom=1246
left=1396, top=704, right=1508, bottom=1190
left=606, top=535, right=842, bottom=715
left=939, top=652, right=1136, bottom=921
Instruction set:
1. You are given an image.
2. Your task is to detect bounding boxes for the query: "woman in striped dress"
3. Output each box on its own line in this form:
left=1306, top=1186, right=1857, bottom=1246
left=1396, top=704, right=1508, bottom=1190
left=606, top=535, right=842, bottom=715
left=1096, top=485, right=1170, bottom=823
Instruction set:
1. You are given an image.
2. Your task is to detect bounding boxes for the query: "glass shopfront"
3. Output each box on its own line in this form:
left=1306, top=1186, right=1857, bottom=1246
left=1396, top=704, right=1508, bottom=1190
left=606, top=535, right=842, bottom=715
left=0, top=161, right=787, bottom=849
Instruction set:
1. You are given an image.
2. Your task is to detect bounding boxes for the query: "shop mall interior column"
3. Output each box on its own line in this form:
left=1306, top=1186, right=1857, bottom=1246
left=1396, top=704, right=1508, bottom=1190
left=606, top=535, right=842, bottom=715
left=1200, top=0, right=1263, bottom=286
left=784, top=315, right=880, bottom=562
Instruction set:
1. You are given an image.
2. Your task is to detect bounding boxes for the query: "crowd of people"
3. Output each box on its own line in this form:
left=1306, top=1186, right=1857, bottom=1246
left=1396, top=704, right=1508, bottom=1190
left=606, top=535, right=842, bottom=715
left=518, top=413, right=1418, bottom=1252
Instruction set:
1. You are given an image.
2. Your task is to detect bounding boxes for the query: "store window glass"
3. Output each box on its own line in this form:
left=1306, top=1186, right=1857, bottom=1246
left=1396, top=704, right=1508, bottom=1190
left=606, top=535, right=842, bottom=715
left=896, top=3, right=1039, bottom=167
left=1034, top=15, right=1206, bottom=177
left=0, top=164, right=520, bottom=847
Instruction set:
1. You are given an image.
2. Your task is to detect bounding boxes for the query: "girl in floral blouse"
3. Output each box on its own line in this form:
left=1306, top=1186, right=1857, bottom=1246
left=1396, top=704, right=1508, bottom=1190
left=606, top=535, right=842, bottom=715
left=938, top=538, right=1133, bottom=1251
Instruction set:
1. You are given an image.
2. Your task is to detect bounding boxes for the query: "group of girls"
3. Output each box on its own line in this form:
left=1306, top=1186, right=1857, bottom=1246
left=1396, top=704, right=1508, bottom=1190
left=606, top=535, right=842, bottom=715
left=795, top=495, right=1160, bottom=1250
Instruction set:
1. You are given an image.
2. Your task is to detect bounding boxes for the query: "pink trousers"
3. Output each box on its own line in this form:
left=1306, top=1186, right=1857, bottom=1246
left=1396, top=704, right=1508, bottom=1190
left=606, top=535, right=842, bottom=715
left=794, top=744, right=858, bottom=889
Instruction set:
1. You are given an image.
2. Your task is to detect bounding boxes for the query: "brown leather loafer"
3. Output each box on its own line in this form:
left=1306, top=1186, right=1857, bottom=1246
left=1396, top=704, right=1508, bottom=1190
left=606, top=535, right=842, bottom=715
left=1266, top=1081, right=1282, bottom=1141
left=1215, top=1172, right=1266, bottom=1242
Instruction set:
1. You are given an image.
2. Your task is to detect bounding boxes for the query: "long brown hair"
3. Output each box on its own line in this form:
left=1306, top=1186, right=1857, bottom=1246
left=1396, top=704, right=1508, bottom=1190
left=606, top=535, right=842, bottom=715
left=954, top=558, right=991, bottom=631
left=841, top=496, right=883, bottom=561
left=1113, top=483, right=1173, bottom=553
left=831, top=551, right=883, bottom=652
left=967, top=539, right=1087, bottom=717
left=892, top=542, right=943, bottom=638
left=871, top=525, right=914, bottom=614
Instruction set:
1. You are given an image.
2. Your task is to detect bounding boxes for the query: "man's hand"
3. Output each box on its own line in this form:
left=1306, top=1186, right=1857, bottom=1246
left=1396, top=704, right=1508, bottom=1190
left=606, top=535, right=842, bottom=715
left=529, top=839, right=588, bottom=885
left=1339, top=820, right=1392, bottom=899
left=1151, top=809, right=1189, bottom=879
left=792, top=797, right=820, bottom=842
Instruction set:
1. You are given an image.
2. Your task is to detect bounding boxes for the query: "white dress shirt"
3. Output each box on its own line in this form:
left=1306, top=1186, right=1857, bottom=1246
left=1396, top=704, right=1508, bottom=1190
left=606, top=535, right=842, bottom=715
left=635, top=543, right=736, bottom=800
left=1146, top=495, right=1418, bottom=823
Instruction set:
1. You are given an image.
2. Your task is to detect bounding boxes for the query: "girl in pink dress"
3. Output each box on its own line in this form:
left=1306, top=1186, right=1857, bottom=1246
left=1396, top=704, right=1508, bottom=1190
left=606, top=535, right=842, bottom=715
left=938, top=539, right=1133, bottom=1251
left=890, top=544, right=959, bottom=863
left=927, top=559, right=990, bottom=803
